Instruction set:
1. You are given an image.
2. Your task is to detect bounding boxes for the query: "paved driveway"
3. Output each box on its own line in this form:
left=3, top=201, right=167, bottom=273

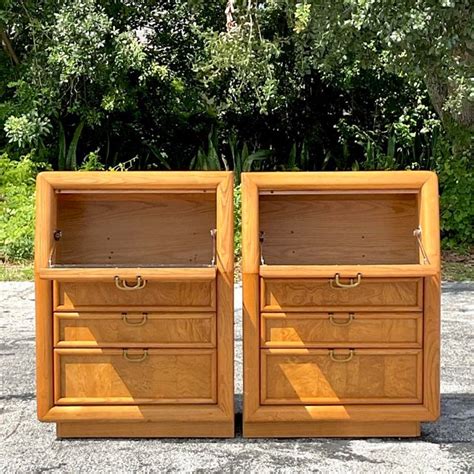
left=1, top=282, right=473, bottom=473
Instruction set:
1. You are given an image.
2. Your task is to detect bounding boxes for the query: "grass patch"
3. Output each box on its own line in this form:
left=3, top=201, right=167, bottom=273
left=442, top=250, right=474, bottom=282
left=0, top=263, right=34, bottom=281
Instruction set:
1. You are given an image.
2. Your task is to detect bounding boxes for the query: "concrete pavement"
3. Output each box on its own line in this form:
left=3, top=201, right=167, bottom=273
left=1, top=282, right=473, bottom=473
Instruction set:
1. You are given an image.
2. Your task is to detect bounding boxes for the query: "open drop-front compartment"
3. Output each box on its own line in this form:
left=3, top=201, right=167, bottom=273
left=49, top=190, right=217, bottom=269
left=259, top=192, right=427, bottom=266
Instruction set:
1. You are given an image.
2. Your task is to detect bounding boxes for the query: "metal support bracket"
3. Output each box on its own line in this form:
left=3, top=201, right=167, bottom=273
left=210, top=229, right=217, bottom=266
left=259, top=231, right=265, bottom=265
left=48, top=229, right=62, bottom=266
left=414, top=227, right=430, bottom=264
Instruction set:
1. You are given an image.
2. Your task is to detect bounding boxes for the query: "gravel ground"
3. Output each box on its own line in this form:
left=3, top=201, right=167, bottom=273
left=1, top=282, right=473, bottom=473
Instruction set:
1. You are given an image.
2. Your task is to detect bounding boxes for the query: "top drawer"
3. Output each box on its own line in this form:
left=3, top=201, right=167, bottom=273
left=261, top=278, right=423, bottom=312
left=54, top=279, right=215, bottom=311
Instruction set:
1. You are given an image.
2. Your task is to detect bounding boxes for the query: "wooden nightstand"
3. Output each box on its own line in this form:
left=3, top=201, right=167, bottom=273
left=35, top=172, right=234, bottom=438
left=242, top=171, right=440, bottom=438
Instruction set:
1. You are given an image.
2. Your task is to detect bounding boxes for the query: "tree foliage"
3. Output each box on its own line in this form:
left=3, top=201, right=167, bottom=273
left=0, top=0, right=472, bottom=251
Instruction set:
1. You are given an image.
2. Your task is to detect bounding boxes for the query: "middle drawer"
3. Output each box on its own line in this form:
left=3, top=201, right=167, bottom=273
left=54, top=312, right=216, bottom=348
left=261, top=312, right=422, bottom=348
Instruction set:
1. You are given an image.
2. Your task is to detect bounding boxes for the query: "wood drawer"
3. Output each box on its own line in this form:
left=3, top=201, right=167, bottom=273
left=261, top=278, right=423, bottom=312
left=54, top=280, right=216, bottom=311
left=261, top=312, right=422, bottom=348
left=261, top=349, right=422, bottom=405
left=54, top=312, right=216, bottom=348
left=54, top=349, right=216, bottom=405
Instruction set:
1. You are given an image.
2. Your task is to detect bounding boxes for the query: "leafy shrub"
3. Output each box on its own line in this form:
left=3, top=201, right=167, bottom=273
left=234, top=184, right=242, bottom=260
left=0, top=153, right=49, bottom=262
left=435, top=134, right=474, bottom=250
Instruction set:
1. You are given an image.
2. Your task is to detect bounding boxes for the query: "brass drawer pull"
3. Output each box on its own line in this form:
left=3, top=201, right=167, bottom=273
left=329, top=313, right=354, bottom=326
left=329, top=349, right=354, bottom=363
left=123, top=349, right=148, bottom=362
left=122, top=312, right=148, bottom=326
left=114, top=276, right=147, bottom=291
left=330, top=273, right=362, bottom=289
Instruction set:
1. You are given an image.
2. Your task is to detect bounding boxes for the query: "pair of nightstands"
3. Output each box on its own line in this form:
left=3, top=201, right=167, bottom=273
left=35, top=171, right=440, bottom=438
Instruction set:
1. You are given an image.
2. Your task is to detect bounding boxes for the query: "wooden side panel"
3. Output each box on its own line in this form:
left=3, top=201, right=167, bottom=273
left=215, top=173, right=234, bottom=422
left=34, top=175, right=56, bottom=419
left=423, top=275, right=441, bottom=419
left=261, top=278, right=423, bottom=312
left=261, top=313, right=422, bottom=348
left=241, top=174, right=260, bottom=274
left=241, top=174, right=261, bottom=422
left=420, top=174, right=440, bottom=419
left=54, top=280, right=216, bottom=311
left=261, top=349, right=422, bottom=405
left=259, top=194, right=418, bottom=265
left=54, top=312, right=216, bottom=348
left=54, top=349, right=216, bottom=405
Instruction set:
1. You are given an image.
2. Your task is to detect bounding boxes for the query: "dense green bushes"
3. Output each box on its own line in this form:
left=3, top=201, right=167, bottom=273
left=0, top=153, right=49, bottom=261
left=0, top=1, right=472, bottom=261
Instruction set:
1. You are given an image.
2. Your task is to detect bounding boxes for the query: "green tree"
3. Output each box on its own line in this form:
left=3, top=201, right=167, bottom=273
left=289, top=0, right=473, bottom=133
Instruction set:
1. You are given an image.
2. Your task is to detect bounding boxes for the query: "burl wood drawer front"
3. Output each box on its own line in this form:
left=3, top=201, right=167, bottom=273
left=261, top=313, right=423, bottom=348
left=54, top=312, right=216, bottom=348
left=54, top=280, right=216, bottom=311
left=54, top=349, right=216, bottom=405
left=261, top=278, right=423, bottom=312
left=261, top=349, right=422, bottom=405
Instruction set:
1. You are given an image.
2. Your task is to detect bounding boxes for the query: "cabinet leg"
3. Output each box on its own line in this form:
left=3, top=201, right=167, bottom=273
left=56, top=421, right=234, bottom=438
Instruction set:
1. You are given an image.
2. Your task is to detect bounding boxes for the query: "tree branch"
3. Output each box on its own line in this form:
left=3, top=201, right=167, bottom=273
left=225, top=0, right=237, bottom=32
left=1, top=29, right=20, bottom=65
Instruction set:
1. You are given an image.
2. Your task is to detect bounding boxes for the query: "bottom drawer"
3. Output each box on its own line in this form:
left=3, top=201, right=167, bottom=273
left=54, top=348, right=216, bottom=405
left=261, top=349, right=422, bottom=405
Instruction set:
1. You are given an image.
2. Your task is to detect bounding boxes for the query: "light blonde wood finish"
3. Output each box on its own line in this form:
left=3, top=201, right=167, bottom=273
left=44, top=405, right=229, bottom=422
left=54, top=348, right=216, bottom=405
left=242, top=274, right=261, bottom=424
left=54, top=312, right=215, bottom=348
left=215, top=173, right=235, bottom=422
left=261, top=312, right=422, bottom=348
left=261, top=278, right=423, bottom=312
left=423, top=274, right=441, bottom=419
left=57, top=421, right=234, bottom=438
left=246, top=171, right=433, bottom=191
left=242, top=171, right=440, bottom=438
left=247, top=404, right=436, bottom=422
left=34, top=175, right=56, bottom=419
left=241, top=174, right=260, bottom=274
left=40, top=267, right=216, bottom=281
left=244, top=421, right=421, bottom=438
left=260, top=194, right=418, bottom=265
left=54, top=279, right=215, bottom=311
left=35, top=172, right=234, bottom=437
left=261, top=349, right=422, bottom=405
left=43, top=171, right=226, bottom=190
